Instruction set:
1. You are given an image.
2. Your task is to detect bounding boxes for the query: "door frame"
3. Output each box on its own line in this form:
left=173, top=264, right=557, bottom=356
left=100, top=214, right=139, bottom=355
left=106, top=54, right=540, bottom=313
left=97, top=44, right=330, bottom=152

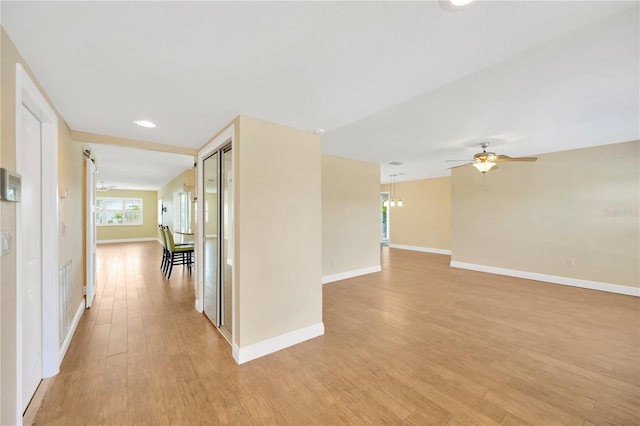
left=201, top=150, right=220, bottom=326
left=380, top=191, right=390, bottom=243
left=14, top=64, right=59, bottom=420
left=196, top=124, right=235, bottom=343
left=85, top=157, right=96, bottom=308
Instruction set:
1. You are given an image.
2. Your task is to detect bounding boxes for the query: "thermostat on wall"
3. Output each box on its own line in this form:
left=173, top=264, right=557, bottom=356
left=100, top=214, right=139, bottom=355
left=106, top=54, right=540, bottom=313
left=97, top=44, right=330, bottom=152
left=0, top=168, right=21, bottom=202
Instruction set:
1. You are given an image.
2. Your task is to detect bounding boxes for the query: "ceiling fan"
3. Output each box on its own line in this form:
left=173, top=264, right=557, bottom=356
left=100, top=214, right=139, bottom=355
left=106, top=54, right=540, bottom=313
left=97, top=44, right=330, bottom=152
left=447, top=142, right=537, bottom=173
left=96, top=181, right=116, bottom=191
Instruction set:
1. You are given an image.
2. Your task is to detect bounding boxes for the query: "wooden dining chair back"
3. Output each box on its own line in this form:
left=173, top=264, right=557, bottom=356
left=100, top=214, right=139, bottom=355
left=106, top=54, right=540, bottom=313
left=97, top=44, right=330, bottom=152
left=162, top=226, right=194, bottom=279
left=158, top=224, right=169, bottom=271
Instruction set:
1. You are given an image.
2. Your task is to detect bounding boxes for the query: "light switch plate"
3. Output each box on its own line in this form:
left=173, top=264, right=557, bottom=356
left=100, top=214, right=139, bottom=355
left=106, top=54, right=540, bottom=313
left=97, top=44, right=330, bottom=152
left=0, top=230, right=12, bottom=257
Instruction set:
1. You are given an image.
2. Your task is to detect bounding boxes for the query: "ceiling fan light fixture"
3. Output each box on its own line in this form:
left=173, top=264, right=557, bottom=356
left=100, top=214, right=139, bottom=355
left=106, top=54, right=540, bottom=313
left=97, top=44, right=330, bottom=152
left=448, top=142, right=536, bottom=173
left=472, top=161, right=496, bottom=173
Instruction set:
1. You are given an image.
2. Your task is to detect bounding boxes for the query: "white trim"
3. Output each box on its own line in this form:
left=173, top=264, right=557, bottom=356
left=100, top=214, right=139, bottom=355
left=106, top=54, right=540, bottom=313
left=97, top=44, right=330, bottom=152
left=232, top=322, right=325, bottom=364
left=13, top=63, right=60, bottom=424
left=97, top=237, right=158, bottom=244
left=232, top=342, right=240, bottom=362
left=380, top=191, right=390, bottom=243
left=450, top=261, right=640, bottom=297
left=57, top=301, right=84, bottom=367
left=85, top=158, right=97, bottom=309
left=322, top=265, right=382, bottom=284
left=389, top=244, right=452, bottom=255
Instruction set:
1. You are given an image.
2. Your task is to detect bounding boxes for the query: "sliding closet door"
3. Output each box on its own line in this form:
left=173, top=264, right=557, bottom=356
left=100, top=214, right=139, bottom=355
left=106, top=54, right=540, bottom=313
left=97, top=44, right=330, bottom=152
left=203, top=152, right=218, bottom=325
left=220, top=146, right=233, bottom=338
left=202, top=144, right=233, bottom=340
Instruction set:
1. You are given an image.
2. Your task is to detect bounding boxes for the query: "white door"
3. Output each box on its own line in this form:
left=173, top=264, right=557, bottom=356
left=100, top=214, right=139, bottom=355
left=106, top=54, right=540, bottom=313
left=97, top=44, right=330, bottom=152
left=21, top=104, right=43, bottom=411
left=85, top=158, right=97, bottom=308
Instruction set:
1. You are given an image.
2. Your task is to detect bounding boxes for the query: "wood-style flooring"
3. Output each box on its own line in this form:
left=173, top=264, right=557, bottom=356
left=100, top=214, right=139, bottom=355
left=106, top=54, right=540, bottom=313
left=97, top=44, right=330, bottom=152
left=32, top=242, right=639, bottom=425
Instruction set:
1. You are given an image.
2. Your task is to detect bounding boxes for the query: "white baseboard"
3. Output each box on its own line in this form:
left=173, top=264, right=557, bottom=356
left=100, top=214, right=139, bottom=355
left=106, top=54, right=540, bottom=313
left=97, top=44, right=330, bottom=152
left=389, top=244, right=452, bottom=255
left=59, top=301, right=84, bottom=364
left=450, top=261, right=640, bottom=297
left=97, top=237, right=158, bottom=244
left=232, top=322, right=325, bottom=365
left=322, top=265, right=382, bottom=284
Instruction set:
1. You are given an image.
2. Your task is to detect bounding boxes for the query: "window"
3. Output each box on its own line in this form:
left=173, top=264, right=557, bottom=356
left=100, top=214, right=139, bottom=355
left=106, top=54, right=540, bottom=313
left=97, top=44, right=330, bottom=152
left=173, top=190, right=191, bottom=233
left=96, top=197, right=143, bottom=226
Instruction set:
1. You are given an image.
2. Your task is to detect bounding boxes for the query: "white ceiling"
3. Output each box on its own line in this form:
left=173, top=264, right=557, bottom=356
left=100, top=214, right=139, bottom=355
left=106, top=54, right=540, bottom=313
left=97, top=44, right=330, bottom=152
left=2, top=1, right=638, bottom=186
left=89, top=144, right=194, bottom=191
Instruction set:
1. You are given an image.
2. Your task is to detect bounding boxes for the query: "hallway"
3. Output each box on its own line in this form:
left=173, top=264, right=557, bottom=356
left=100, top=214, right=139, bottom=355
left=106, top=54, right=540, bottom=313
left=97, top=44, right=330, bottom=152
left=33, top=241, right=234, bottom=424
left=32, top=243, right=639, bottom=425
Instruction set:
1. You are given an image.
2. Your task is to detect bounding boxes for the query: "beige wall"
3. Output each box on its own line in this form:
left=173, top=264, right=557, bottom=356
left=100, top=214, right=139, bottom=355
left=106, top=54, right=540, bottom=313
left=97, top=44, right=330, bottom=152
left=58, top=136, right=85, bottom=321
left=382, top=177, right=452, bottom=251
left=236, top=115, right=322, bottom=347
left=452, top=141, right=639, bottom=288
left=96, top=189, right=159, bottom=241
left=158, top=168, right=195, bottom=232
left=322, top=155, right=380, bottom=277
left=1, top=29, right=85, bottom=424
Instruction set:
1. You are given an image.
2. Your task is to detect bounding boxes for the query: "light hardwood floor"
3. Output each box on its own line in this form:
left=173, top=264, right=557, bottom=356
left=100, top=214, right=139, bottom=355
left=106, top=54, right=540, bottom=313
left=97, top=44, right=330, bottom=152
left=32, top=242, right=639, bottom=425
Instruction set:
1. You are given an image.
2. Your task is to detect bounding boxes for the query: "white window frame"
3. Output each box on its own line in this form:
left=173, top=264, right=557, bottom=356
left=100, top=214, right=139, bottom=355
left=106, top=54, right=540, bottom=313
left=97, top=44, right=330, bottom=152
left=173, top=190, right=192, bottom=233
left=96, top=197, right=144, bottom=226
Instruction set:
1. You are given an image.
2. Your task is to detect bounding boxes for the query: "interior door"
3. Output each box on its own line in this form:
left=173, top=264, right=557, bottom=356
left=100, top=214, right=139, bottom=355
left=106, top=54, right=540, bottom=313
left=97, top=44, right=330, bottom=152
left=85, top=158, right=97, bottom=308
left=203, top=152, right=219, bottom=325
left=21, top=104, right=43, bottom=411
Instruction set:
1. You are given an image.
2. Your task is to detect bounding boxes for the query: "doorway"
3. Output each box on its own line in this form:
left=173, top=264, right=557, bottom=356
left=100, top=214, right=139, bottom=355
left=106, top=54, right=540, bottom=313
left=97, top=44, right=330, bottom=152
left=85, top=157, right=97, bottom=308
left=201, top=143, right=233, bottom=340
left=380, top=192, right=390, bottom=245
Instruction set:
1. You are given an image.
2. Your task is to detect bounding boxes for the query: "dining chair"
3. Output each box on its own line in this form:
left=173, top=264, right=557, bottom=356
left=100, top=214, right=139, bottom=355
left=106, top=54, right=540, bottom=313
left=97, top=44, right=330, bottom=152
left=163, top=226, right=194, bottom=279
left=158, top=224, right=170, bottom=272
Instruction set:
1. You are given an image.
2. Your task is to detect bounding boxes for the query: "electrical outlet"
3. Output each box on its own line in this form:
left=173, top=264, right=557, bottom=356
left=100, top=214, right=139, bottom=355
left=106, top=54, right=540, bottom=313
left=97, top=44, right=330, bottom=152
left=566, top=258, right=575, bottom=267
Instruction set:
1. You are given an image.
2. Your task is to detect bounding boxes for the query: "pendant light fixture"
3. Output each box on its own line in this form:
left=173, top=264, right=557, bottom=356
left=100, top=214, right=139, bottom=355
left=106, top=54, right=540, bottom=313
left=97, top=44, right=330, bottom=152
left=388, top=174, right=403, bottom=207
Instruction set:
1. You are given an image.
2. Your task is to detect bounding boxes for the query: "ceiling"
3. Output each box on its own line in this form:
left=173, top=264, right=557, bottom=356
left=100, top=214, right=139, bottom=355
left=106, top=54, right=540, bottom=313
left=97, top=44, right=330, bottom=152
left=2, top=1, right=638, bottom=186
left=89, top=144, right=194, bottom=191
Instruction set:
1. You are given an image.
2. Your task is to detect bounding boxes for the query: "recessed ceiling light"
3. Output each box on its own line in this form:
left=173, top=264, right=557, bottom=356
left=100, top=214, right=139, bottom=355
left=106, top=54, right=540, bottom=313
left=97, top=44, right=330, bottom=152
left=388, top=161, right=403, bottom=166
left=439, top=0, right=475, bottom=11
left=450, top=0, right=474, bottom=5
left=314, top=128, right=326, bottom=135
left=133, top=120, right=156, bottom=128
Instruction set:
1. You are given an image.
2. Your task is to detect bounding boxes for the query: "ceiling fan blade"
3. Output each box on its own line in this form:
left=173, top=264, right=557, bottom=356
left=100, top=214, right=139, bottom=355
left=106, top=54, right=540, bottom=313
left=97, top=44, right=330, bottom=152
left=495, top=155, right=537, bottom=162
left=447, top=163, right=471, bottom=170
